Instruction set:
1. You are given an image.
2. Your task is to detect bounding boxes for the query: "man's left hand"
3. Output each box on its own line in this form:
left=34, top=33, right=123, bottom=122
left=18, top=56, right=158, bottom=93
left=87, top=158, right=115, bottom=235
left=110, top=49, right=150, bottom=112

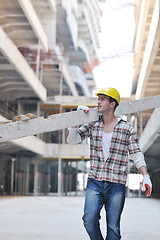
left=142, top=175, right=152, bottom=197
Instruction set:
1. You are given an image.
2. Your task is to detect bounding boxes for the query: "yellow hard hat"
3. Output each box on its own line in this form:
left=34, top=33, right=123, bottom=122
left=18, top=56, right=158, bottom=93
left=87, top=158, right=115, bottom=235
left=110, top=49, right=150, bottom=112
left=96, top=87, right=120, bottom=105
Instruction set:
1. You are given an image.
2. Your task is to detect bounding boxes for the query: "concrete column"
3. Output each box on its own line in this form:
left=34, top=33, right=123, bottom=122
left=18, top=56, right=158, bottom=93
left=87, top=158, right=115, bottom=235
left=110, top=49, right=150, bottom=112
left=11, top=158, right=16, bottom=195
left=33, top=163, right=39, bottom=196
left=37, top=102, right=41, bottom=139
left=59, top=73, right=63, bottom=96
left=64, top=161, right=68, bottom=196
left=36, top=40, right=41, bottom=78
left=18, top=100, right=23, bottom=115
left=139, top=113, right=143, bottom=136
left=69, top=161, right=72, bottom=195
left=58, top=158, right=62, bottom=196
left=134, top=114, right=138, bottom=133
left=127, top=161, right=130, bottom=198
left=138, top=174, right=141, bottom=198
left=25, top=163, right=30, bottom=194
left=40, top=63, right=43, bottom=83
left=37, top=102, right=41, bottom=118
left=46, top=163, right=51, bottom=195
left=82, top=158, right=85, bottom=196
left=75, top=161, right=78, bottom=196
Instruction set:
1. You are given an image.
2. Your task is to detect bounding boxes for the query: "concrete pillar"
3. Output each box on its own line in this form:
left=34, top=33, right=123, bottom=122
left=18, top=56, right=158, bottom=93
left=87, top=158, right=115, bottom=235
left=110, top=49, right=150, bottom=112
left=33, top=163, right=39, bottom=196
left=75, top=161, right=78, bottom=196
left=25, top=163, right=30, bottom=194
left=40, top=63, right=43, bottom=83
left=127, top=161, right=130, bottom=198
left=134, top=114, right=137, bottom=132
left=139, top=113, right=143, bottom=136
left=59, top=73, right=63, bottom=96
left=36, top=40, right=41, bottom=78
left=18, top=100, right=23, bottom=115
left=37, top=102, right=41, bottom=118
left=45, top=163, right=50, bottom=195
left=11, top=158, right=16, bottom=195
left=37, top=102, right=41, bottom=139
left=58, top=157, right=62, bottom=196
left=138, top=174, right=141, bottom=198
left=69, top=161, right=72, bottom=195
left=15, top=172, right=18, bottom=195
left=64, top=161, right=68, bottom=196
left=82, top=158, right=85, bottom=196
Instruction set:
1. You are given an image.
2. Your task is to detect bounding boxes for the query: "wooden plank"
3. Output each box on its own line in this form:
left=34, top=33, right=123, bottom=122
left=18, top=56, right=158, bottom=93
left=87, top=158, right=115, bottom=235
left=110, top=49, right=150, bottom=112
left=0, top=95, right=160, bottom=140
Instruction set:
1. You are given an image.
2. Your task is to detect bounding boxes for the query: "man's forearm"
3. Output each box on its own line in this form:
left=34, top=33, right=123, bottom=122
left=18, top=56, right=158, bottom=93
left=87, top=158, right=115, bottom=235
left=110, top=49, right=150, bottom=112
left=139, top=166, right=149, bottom=175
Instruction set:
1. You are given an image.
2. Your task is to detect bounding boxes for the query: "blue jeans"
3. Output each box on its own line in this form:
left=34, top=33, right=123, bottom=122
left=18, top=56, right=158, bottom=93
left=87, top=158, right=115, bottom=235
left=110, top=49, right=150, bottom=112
left=82, top=178, right=125, bottom=240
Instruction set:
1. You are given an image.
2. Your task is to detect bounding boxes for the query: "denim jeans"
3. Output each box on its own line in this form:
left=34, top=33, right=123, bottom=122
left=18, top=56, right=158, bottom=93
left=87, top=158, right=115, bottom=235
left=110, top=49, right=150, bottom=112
left=82, top=178, right=125, bottom=240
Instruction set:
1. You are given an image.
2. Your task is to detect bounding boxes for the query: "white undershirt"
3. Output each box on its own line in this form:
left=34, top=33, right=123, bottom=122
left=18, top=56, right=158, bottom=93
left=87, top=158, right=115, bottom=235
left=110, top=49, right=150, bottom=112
left=102, top=132, right=113, bottom=160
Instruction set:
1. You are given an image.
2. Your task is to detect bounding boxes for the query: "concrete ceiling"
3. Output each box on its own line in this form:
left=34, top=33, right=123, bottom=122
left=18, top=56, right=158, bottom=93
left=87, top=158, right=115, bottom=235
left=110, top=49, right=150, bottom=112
left=0, top=0, right=79, bottom=101
left=0, top=0, right=50, bottom=101
left=134, top=0, right=160, bottom=99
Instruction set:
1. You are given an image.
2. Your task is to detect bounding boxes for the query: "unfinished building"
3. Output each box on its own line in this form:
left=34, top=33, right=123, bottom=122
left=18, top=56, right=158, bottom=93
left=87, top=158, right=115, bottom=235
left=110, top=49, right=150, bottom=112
left=133, top=0, right=160, bottom=197
left=0, top=0, right=101, bottom=195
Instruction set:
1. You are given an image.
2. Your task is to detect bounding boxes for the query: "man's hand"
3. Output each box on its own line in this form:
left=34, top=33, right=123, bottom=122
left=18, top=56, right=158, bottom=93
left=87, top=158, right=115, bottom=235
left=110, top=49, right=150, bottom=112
left=142, top=175, right=152, bottom=197
left=77, top=105, right=89, bottom=113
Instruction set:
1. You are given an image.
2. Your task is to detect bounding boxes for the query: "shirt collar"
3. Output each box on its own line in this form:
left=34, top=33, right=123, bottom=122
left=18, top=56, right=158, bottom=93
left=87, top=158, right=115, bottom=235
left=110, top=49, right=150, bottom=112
left=98, top=114, right=127, bottom=125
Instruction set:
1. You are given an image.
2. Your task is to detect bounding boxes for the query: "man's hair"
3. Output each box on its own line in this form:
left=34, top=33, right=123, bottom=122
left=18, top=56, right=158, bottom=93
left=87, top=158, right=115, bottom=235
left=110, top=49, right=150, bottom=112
left=108, top=96, right=118, bottom=111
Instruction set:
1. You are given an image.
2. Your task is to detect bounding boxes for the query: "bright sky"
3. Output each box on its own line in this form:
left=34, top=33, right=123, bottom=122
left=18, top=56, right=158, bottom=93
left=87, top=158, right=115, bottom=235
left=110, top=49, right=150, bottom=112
left=93, top=0, right=135, bottom=97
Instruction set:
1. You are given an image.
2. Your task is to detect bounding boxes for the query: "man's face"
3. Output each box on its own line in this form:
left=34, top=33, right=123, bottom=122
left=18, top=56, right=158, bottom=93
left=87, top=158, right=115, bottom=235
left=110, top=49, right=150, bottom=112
left=97, top=95, right=112, bottom=113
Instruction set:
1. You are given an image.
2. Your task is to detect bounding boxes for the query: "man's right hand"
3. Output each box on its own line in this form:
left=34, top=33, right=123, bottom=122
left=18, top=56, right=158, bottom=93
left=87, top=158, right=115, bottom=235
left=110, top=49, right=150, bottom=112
left=77, top=105, right=89, bottom=113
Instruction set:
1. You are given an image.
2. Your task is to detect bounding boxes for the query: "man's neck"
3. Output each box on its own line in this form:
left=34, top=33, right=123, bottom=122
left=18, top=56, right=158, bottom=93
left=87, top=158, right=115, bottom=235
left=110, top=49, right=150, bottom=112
left=102, top=111, right=117, bottom=125
left=102, top=112, right=117, bottom=133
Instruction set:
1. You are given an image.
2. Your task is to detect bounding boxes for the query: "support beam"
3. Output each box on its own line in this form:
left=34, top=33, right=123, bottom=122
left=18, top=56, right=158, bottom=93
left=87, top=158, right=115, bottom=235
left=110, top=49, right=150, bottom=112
left=1, top=95, right=160, bottom=140
left=0, top=27, right=47, bottom=102
left=136, top=0, right=160, bottom=98
left=61, top=63, right=79, bottom=96
left=54, top=46, right=79, bottom=96
left=139, top=107, right=160, bottom=153
left=116, top=94, right=160, bottom=115
left=10, top=136, right=47, bottom=155
left=47, top=0, right=56, bottom=13
left=18, top=0, right=48, bottom=52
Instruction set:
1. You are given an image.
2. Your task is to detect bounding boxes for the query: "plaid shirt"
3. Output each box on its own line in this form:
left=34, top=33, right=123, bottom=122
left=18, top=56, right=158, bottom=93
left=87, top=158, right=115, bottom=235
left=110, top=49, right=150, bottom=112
left=78, top=117, right=143, bottom=185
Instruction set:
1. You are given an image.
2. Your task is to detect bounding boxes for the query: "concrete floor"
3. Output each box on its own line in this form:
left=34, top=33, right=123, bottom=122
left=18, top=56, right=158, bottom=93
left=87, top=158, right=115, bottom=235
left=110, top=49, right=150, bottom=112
left=0, top=196, right=159, bottom=240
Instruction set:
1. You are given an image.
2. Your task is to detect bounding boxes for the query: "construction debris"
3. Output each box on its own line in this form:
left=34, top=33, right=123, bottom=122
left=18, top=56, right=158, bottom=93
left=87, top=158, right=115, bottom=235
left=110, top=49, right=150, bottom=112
left=13, top=113, right=37, bottom=122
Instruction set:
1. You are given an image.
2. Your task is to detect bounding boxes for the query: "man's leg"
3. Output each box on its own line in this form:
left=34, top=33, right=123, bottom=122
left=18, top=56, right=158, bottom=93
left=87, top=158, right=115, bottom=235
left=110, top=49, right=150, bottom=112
left=105, top=183, right=125, bottom=240
left=82, top=178, right=104, bottom=240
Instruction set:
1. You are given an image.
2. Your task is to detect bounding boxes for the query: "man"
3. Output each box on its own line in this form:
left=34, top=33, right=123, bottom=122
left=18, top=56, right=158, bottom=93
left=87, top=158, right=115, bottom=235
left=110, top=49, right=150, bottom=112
left=66, top=87, right=152, bottom=240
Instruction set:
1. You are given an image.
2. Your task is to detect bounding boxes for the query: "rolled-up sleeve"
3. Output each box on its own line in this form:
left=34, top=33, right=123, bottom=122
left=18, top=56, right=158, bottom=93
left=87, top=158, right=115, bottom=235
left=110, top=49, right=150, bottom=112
left=77, top=122, right=91, bottom=141
left=128, top=126, right=147, bottom=169
left=128, top=127, right=141, bottom=154
left=66, top=128, right=81, bottom=144
left=130, top=152, right=146, bottom=169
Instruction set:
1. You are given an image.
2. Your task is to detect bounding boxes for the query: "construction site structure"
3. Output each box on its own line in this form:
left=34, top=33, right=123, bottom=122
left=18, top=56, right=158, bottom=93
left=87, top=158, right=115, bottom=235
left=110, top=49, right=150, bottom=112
left=132, top=0, right=160, bottom=197
left=0, top=0, right=102, bottom=196
left=0, top=0, right=160, bottom=198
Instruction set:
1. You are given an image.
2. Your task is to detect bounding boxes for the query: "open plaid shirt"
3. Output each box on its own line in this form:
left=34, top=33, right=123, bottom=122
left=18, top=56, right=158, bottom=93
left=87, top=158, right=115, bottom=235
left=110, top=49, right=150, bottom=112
left=77, top=117, right=144, bottom=185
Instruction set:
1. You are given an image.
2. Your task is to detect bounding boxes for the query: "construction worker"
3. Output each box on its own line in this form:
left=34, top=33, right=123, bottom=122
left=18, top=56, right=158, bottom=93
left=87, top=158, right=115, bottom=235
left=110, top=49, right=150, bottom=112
left=66, top=87, right=152, bottom=240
